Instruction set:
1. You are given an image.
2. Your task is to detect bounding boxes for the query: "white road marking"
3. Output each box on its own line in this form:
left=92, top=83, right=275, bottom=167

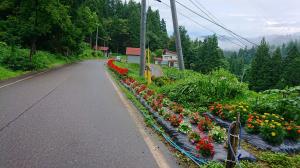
left=105, top=70, right=171, bottom=168
left=0, top=71, right=46, bottom=89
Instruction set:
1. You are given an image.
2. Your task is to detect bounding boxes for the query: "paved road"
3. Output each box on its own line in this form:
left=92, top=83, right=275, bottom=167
left=0, top=61, right=170, bottom=168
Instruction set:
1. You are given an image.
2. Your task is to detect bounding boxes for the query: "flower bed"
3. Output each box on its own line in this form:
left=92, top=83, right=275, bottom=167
left=118, top=76, right=256, bottom=162
left=205, top=112, right=300, bottom=153
left=209, top=102, right=300, bottom=146
left=107, top=59, right=128, bottom=75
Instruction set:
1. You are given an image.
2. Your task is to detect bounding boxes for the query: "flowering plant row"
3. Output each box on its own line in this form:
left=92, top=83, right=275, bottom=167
left=246, top=112, right=300, bottom=144
left=209, top=101, right=299, bottom=144
left=107, top=59, right=128, bottom=75
left=121, top=77, right=217, bottom=158
left=209, top=102, right=250, bottom=125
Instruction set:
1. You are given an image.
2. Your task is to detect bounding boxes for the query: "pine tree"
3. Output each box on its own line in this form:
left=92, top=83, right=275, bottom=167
left=270, top=47, right=282, bottom=88
left=281, top=45, right=300, bottom=87
left=249, top=38, right=273, bottom=91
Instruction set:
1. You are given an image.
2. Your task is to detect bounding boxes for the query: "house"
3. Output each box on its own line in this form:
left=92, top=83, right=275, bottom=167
left=126, top=47, right=141, bottom=64
left=155, top=49, right=178, bottom=67
left=94, top=46, right=109, bottom=57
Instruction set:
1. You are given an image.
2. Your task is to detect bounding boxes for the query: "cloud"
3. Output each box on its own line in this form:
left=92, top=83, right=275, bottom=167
left=123, top=0, right=300, bottom=38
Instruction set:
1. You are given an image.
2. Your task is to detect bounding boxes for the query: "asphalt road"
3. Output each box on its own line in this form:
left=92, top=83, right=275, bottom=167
left=0, top=60, right=173, bottom=168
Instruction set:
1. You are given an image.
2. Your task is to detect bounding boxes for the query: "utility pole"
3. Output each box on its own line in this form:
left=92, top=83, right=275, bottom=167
left=139, top=0, right=147, bottom=76
left=170, top=0, right=185, bottom=70
left=95, top=24, right=99, bottom=51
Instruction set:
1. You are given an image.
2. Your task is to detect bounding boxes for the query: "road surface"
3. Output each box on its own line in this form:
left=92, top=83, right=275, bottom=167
left=0, top=60, right=177, bottom=168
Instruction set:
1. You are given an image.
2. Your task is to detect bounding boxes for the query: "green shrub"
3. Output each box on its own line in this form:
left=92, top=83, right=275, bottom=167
left=2, top=47, right=31, bottom=70
left=252, top=87, right=300, bottom=124
left=30, top=52, right=51, bottom=70
left=160, top=69, right=248, bottom=108
left=152, top=76, right=171, bottom=87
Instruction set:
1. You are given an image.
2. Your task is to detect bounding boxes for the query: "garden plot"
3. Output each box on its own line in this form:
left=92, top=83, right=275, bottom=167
left=107, top=60, right=300, bottom=167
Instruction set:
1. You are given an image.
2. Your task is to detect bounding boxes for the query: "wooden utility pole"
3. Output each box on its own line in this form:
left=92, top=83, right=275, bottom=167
left=170, top=0, right=185, bottom=70
left=226, top=113, right=240, bottom=168
left=95, top=24, right=99, bottom=50
left=139, top=0, right=147, bottom=76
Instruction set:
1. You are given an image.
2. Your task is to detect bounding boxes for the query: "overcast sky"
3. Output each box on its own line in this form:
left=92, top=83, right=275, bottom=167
left=124, top=0, right=300, bottom=39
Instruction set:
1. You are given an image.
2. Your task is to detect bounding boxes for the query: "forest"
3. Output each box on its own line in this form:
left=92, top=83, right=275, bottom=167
left=0, top=0, right=299, bottom=90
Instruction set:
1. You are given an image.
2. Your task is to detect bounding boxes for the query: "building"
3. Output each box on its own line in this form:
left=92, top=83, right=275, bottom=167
left=155, top=49, right=178, bottom=67
left=94, top=46, right=109, bottom=57
left=126, top=47, right=141, bottom=64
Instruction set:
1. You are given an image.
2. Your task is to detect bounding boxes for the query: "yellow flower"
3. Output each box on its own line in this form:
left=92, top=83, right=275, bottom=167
left=270, top=125, right=275, bottom=128
left=262, top=115, right=266, bottom=119
left=243, top=108, right=247, bottom=112
left=265, top=120, right=269, bottom=123
left=276, top=123, right=281, bottom=126
left=271, top=132, right=276, bottom=136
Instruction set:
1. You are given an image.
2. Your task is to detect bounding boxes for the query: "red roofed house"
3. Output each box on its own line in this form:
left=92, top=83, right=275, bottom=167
left=126, top=47, right=141, bottom=64
left=94, top=46, right=109, bottom=57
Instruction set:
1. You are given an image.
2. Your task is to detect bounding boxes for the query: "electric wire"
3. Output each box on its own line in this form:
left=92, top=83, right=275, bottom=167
left=188, top=0, right=248, bottom=47
left=174, top=0, right=258, bottom=46
left=155, top=0, right=245, bottom=48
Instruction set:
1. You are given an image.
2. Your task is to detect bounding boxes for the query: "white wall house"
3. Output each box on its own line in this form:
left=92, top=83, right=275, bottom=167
left=155, top=49, right=178, bottom=68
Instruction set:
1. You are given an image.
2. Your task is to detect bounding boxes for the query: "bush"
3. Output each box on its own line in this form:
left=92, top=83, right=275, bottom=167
left=160, top=69, right=248, bottom=108
left=30, top=52, right=51, bottom=70
left=2, top=47, right=31, bottom=70
left=260, top=118, right=286, bottom=145
left=152, top=76, right=171, bottom=87
left=253, top=87, right=300, bottom=124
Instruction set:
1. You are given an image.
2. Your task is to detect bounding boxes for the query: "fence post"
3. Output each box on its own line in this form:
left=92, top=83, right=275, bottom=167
left=226, top=112, right=240, bottom=168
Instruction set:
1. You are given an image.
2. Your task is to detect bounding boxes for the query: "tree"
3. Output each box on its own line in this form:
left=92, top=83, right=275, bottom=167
left=21, top=0, right=71, bottom=59
left=194, top=34, right=224, bottom=74
left=281, top=45, right=300, bottom=87
left=270, top=47, right=282, bottom=88
left=249, top=38, right=273, bottom=91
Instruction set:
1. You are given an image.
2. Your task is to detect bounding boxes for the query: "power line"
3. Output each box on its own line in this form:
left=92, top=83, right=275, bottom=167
left=188, top=0, right=248, bottom=47
left=154, top=0, right=245, bottom=48
left=174, top=0, right=258, bottom=46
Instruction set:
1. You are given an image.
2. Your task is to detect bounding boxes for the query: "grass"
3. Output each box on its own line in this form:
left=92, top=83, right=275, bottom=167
left=0, top=43, right=105, bottom=81
left=0, top=66, right=27, bottom=80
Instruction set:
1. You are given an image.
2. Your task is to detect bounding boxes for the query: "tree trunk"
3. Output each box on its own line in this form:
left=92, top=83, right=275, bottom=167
left=90, top=33, right=92, bottom=49
left=29, top=38, right=37, bottom=62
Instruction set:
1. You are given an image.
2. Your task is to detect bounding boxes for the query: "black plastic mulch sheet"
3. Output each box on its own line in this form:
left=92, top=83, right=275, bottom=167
left=204, top=113, right=300, bottom=154
left=121, top=81, right=256, bottom=162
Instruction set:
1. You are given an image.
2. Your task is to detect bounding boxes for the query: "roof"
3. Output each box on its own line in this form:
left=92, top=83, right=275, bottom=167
left=94, top=46, right=109, bottom=51
left=126, top=47, right=141, bottom=56
left=163, top=49, right=177, bottom=55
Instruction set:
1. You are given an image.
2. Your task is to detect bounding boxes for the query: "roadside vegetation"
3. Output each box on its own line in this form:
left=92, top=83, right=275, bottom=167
left=111, top=59, right=299, bottom=168
left=0, top=42, right=104, bottom=80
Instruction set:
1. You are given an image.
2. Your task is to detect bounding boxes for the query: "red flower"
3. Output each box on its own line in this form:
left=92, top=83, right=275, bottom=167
left=196, top=137, right=215, bottom=157
left=107, top=59, right=128, bottom=75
